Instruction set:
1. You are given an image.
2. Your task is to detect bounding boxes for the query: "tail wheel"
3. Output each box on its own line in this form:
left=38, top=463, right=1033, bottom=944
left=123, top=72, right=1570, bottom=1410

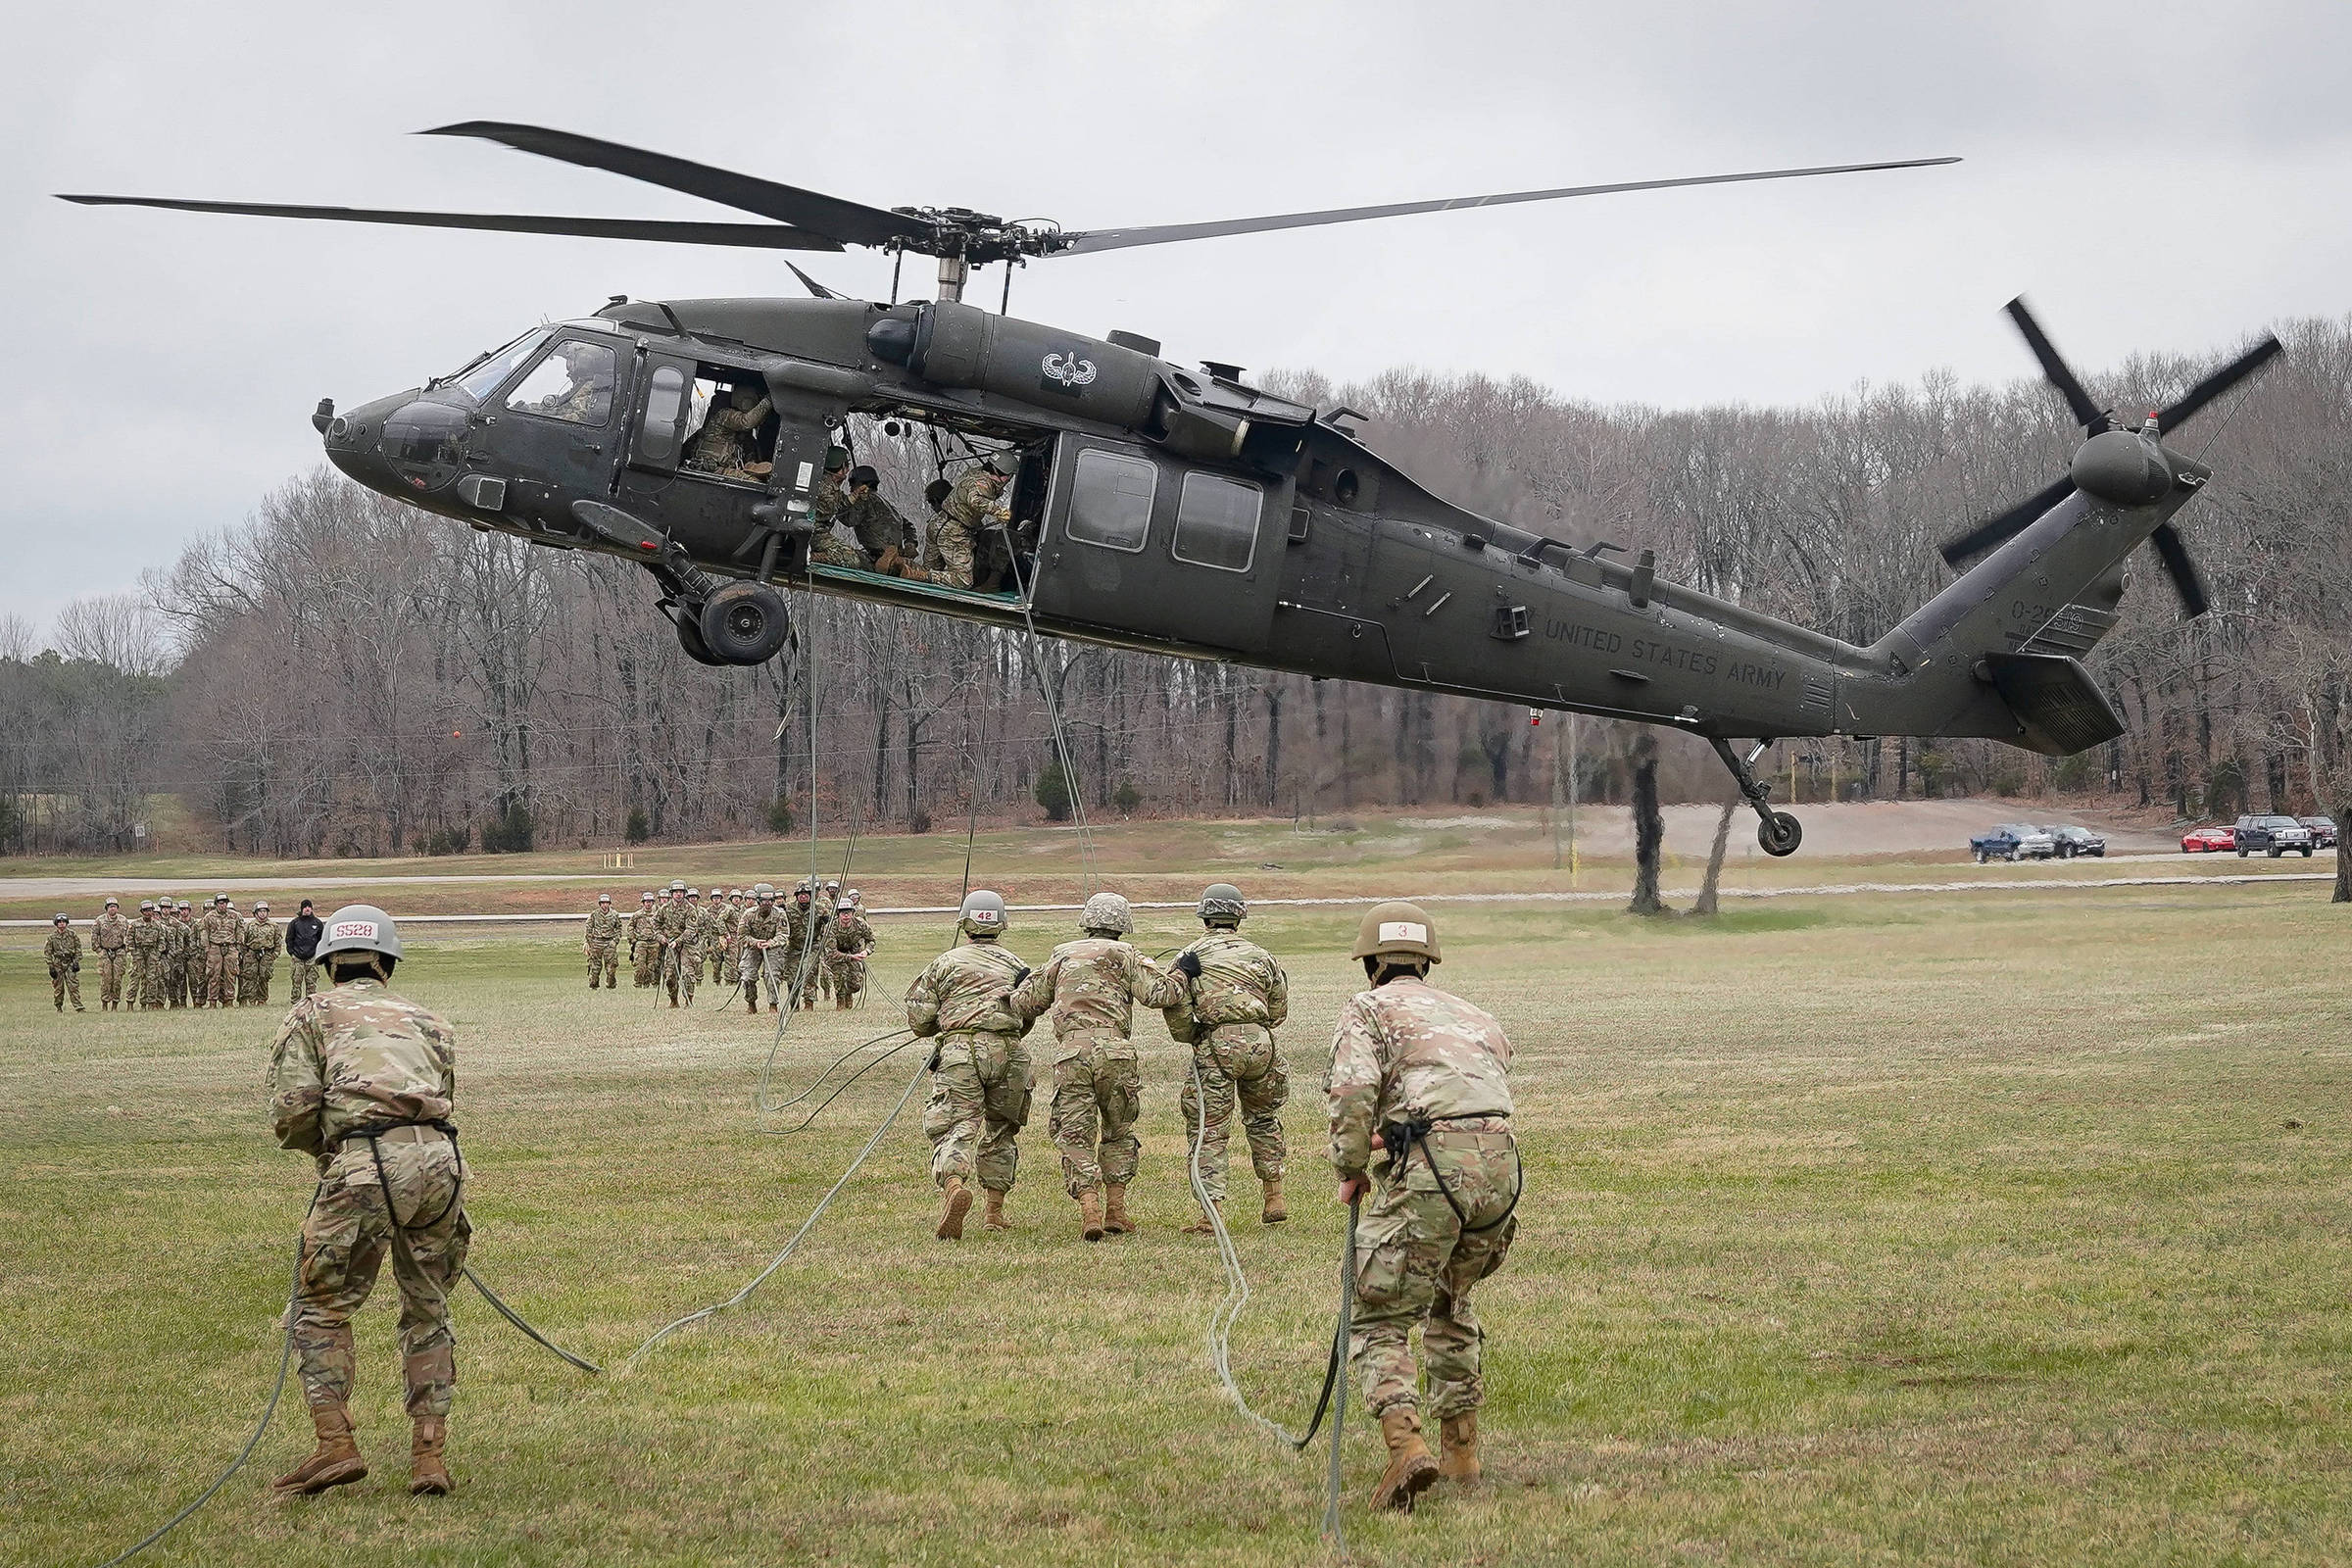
left=1756, top=810, right=1802, bottom=858
left=699, top=582, right=793, bottom=665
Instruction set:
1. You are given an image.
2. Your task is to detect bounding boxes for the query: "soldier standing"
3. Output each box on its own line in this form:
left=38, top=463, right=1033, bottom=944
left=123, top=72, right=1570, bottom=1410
left=45, top=913, right=85, bottom=1012
left=710, top=891, right=741, bottom=989
left=827, top=895, right=874, bottom=1008
left=1167, top=883, right=1292, bottom=1233
left=201, top=895, right=241, bottom=1006
left=169, top=900, right=198, bottom=1006
left=286, top=899, right=324, bottom=1002
left=629, top=892, right=658, bottom=988
left=780, top=882, right=824, bottom=1008
left=906, top=891, right=1035, bottom=1239
left=1009, top=891, right=1183, bottom=1241
left=736, top=884, right=786, bottom=1012
left=1328, top=901, right=1520, bottom=1511
left=93, top=896, right=130, bottom=1010
left=923, top=455, right=1016, bottom=590
left=267, top=906, right=468, bottom=1498
left=244, top=900, right=281, bottom=1004
left=584, top=894, right=623, bottom=989
left=654, top=881, right=695, bottom=1006
left=127, top=901, right=166, bottom=1008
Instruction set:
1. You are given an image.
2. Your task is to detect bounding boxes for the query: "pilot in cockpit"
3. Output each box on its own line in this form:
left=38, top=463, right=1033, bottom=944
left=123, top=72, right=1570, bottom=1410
left=535, top=344, right=615, bottom=424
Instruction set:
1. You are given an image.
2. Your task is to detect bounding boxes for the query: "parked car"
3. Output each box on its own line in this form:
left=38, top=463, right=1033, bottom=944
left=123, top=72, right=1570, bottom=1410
left=2045, top=825, right=2107, bottom=858
left=2298, top=815, right=2337, bottom=849
left=2181, top=825, right=2236, bottom=853
left=2233, top=814, right=2316, bottom=858
left=1971, top=823, right=2058, bottom=862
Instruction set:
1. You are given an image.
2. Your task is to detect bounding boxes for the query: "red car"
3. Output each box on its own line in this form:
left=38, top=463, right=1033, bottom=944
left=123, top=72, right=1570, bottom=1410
left=2181, top=825, right=2236, bottom=853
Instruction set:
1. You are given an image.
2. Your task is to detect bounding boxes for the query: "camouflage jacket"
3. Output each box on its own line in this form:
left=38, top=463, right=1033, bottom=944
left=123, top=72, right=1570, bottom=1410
left=93, top=911, right=131, bottom=952
left=200, top=908, right=242, bottom=948
left=810, top=469, right=847, bottom=526
left=267, top=977, right=458, bottom=1160
left=242, top=916, right=279, bottom=955
left=171, top=917, right=200, bottom=957
left=938, top=470, right=1006, bottom=533
left=1011, top=937, right=1183, bottom=1054
left=906, top=941, right=1032, bottom=1038
left=739, top=904, right=785, bottom=946
left=685, top=396, right=770, bottom=469
left=832, top=911, right=874, bottom=955
left=783, top=900, right=827, bottom=953
left=1165, top=929, right=1288, bottom=1042
left=1326, top=979, right=1515, bottom=1179
left=45, top=928, right=80, bottom=965
left=585, top=907, right=624, bottom=944
left=840, top=492, right=914, bottom=555
left=129, top=917, right=168, bottom=957
left=654, top=902, right=695, bottom=948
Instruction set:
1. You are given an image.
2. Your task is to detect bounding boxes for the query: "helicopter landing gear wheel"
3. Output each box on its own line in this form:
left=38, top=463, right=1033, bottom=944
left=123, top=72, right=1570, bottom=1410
left=699, top=582, right=792, bottom=665
left=674, top=611, right=725, bottom=666
left=1757, top=810, right=1802, bottom=858
left=1709, top=735, right=1804, bottom=860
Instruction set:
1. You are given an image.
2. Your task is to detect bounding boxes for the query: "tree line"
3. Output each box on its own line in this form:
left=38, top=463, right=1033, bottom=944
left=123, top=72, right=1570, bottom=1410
left=5, top=315, right=2348, bottom=863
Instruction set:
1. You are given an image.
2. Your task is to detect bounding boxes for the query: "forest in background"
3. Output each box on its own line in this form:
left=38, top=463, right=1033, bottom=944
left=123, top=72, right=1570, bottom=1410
left=4, top=315, right=2348, bottom=858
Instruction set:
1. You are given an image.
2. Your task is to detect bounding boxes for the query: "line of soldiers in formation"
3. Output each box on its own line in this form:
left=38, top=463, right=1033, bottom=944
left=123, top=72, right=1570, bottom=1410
left=584, top=879, right=875, bottom=1009
left=41, top=894, right=327, bottom=1013
left=258, top=884, right=1514, bottom=1515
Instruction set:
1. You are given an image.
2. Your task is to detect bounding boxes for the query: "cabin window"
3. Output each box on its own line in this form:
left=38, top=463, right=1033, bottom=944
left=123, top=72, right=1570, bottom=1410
left=1065, top=448, right=1155, bottom=553
left=505, top=339, right=616, bottom=425
left=1171, top=471, right=1261, bottom=573
left=638, top=365, right=689, bottom=466
left=451, top=328, right=552, bottom=402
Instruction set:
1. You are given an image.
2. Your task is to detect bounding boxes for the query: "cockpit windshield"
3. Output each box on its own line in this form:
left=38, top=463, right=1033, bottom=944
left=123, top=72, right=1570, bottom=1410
left=449, top=328, right=554, bottom=402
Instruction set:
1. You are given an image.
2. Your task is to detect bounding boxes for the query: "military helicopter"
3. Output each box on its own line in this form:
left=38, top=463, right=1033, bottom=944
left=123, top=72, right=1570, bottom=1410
left=61, top=123, right=2280, bottom=856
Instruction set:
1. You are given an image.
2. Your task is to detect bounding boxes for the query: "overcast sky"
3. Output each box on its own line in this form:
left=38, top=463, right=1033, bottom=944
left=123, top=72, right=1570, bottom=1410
left=5, top=0, right=2348, bottom=633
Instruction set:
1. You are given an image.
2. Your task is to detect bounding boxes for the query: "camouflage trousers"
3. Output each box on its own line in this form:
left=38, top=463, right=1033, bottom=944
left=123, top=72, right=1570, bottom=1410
left=1349, top=1120, right=1518, bottom=1419
left=49, top=959, right=82, bottom=1010
left=98, top=950, right=126, bottom=1007
left=167, top=956, right=190, bottom=1007
left=662, top=943, right=701, bottom=1003
left=204, top=946, right=237, bottom=1006
left=708, top=943, right=730, bottom=987
left=1180, top=1023, right=1289, bottom=1202
left=923, top=516, right=982, bottom=589
left=1049, top=1037, right=1142, bottom=1199
left=922, top=1030, right=1032, bottom=1194
left=632, top=943, right=657, bottom=988
left=739, top=944, right=787, bottom=1008
left=294, top=1131, right=471, bottom=1418
left=826, top=952, right=868, bottom=1004
left=587, top=941, right=618, bottom=988
left=244, top=953, right=276, bottom=1005
left=289, top=958, right=319, bottom=1002
left=811, top=528, right=865, bottom=569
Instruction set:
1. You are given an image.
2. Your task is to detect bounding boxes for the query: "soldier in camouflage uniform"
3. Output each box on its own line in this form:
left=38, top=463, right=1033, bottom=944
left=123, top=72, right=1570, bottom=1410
left=922, top=455, right=1016, bottom=590
left=45, top=913, right=84, bottom=1011
left=267, top=906, right=467, bottom=1498
left=827, top=895, right=874, bottom=1008
left=683, top=382, right=772, bottom=476
left=287, top=899, right=324, bottom=1002
left=710, top=891, right=742, bottom=989
left=906, top=890, right=1035, bottom=1238
left=1329, top=901, right=1520, bottom=1511
left=583, top=893, right=623, bottom=989
left=93, top=897, right=130, bottom=1009
left=169, top=900, right=199, bottom=1006
left=736, top=885, right=788, bottom=1011
left=1010, top=891, right=1184, bottom=1241
left=531, top=342, right=613, bottom=424
left=654, top=881, right=697, bottom=1006
left=1167, top=883, right=1292, bottom=1232
left=780, top=882, right=828, bottom=1008
left=243, top=900, right=281, bottom=1004
left=629, top=892, right=658, bottom=987
left=201, top=895, right=242, bottom=1006
left=809, top=445, right=850, bottom=528
left=838, top=465, right=917, bottom=575
left=127, top=901, right=167, bottom=1007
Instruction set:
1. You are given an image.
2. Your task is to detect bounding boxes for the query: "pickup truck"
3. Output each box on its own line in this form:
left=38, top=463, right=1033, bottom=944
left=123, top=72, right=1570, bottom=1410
left=1971, top=823, right=2057, bottom=862
left=2233, top=814, right=2316, bottom=858
left=2298, top=815, right=2337, bottom=850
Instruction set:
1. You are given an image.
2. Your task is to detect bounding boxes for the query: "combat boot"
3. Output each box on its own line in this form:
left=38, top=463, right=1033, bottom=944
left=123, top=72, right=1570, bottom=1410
left=1181, top=1201, right=1221, bottom=1236
left=1077, top=1188, right=1106, bottom=1242
left=273, top=1403, right=367, bottom=1494
left=1260, top=1179, right=1289, bottom=1224
left=936, top=1176, right=973, bottom=1241
left=1370, top=1406, right=1440, bottom=1511
left=409, top=1416, right=453, bottom=1496
left=746, top=990, right=760, bottom=1014
left=983, top=1188, right=1010, bottom=1231
left=873, top=545, right=902, bottom=575
left=1438, top=1412, right=1481, bottom=1484
left=1102, top=1183, right=1135, bottom=1235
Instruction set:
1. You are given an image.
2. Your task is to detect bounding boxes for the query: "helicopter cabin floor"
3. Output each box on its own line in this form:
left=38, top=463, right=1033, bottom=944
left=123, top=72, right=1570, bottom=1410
left=808, top=560, right=1022, bottom=608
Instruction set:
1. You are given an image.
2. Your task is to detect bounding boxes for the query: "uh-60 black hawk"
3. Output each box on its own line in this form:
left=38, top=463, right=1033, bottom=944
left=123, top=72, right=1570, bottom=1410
left=64, top=123, right=2281, bottom=856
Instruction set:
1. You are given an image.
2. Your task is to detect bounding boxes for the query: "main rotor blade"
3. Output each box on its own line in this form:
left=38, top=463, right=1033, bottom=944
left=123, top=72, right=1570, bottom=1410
left=57, top=194, right=845, bottom=250
left=425, top=122, right=927, bottom=249
left=2003, top=297, right=2106, bottom=432
left=2156, top=333, right=2283, bottom=435
left=2146, top=520, right=2210, bottom=618
left=1939, top=474, right=2077, bottom=567
left=1046, top=156, right=1960, bottom=257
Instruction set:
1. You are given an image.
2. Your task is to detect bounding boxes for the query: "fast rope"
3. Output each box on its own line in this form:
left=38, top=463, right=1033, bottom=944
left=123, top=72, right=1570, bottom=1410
left=1187, top=1060, right=1360, bottom=1554
left=998, top=514, right=1100, bottom=895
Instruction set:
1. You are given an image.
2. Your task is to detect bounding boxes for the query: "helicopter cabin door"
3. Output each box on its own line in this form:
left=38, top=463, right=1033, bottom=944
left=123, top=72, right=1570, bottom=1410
left=1030, top=434, right=1286, bottom=656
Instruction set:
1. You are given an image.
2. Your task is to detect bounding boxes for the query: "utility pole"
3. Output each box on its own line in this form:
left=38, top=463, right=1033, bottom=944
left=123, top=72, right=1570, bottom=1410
left=1548, top=716, right=1563, bottom=870
left=1566, top=713, right=1580, bottom=886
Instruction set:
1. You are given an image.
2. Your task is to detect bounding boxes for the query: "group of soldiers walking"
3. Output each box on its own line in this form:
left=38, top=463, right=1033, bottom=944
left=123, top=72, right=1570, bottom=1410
left=588, top=879, right=875, bottom=1011
left=44, top=894, right=324, bottom=1012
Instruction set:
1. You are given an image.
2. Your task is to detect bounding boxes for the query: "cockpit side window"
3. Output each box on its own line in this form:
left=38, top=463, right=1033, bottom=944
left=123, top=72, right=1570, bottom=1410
left=506, top=338, right=617, bottom=426
left=451, top=328, right=553, bottom=402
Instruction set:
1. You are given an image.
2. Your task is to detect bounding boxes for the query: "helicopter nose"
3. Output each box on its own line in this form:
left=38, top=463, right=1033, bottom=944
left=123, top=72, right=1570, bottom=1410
left=319, top=391, right=411, bottom=493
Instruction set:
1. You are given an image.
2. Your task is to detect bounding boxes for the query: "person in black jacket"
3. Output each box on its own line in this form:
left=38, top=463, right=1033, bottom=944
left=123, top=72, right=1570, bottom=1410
left=285, top=899, right=325, bottom=1002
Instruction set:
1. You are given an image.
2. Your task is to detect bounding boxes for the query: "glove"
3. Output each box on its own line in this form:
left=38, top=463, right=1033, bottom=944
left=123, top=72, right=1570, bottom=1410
left=1172, top=951, right=1202, bottom=980
left=927, top=1044, right=943, bottom=1073
left=1010, top=965, right=1032, bottom=988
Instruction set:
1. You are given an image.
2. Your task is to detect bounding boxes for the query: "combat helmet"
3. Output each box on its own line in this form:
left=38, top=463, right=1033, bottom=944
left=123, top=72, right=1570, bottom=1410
left=52, top=912, right=68, bottom=924
left=1350, top=900, right=1440, bottom=964
left=848, top=464, right=880, bottom=489
left=984, top=449, right=1019, bottom=476
left=316, top=905, right=402, bottom=963
left=752, top=883, right=776, bottom=901
left=1198, top=884, right=1247, bottom=925
left=1080, top=891, right=1133, bottom=935
left=958, top=889, right=1008, bottom=939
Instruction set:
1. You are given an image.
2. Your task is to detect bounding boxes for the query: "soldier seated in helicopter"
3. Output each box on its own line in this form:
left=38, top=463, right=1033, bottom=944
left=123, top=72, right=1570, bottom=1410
left=520, top=340, right=615, bottom=424
left=683, top=379, right=775, bottom=480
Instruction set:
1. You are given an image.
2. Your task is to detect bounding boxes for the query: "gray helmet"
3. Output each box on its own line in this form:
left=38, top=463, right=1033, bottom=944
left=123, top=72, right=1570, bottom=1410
left=138, top=900, right=155, bottom=911
left=668, top=879, right=687, bottom=893
left=959, top=889, right=1008, bottom=938
left=104, top=896, right=119, bottom=907
left=52, top=912, right=68, bottom=924
left=176, top=901, right=192, bottom=912
left=316, top=904, right=402, bottom=962
left=984, top=449, right=1019, bottom=476
left=1080, top=891, right=1133, bottom=935
left=641, top=891, right=655, bottom=903
left=753, top=882, right=776, bottom=901
left=1199, top=883, right=1247, bottom=924
left=599, top=893, right=612, bottom=903
left=253, top=900, right=270, bottom=911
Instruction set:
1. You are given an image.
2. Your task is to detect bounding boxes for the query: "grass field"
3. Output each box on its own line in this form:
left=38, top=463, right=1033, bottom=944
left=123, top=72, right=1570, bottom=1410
left=6, top=882, right=2350, bottom=1565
